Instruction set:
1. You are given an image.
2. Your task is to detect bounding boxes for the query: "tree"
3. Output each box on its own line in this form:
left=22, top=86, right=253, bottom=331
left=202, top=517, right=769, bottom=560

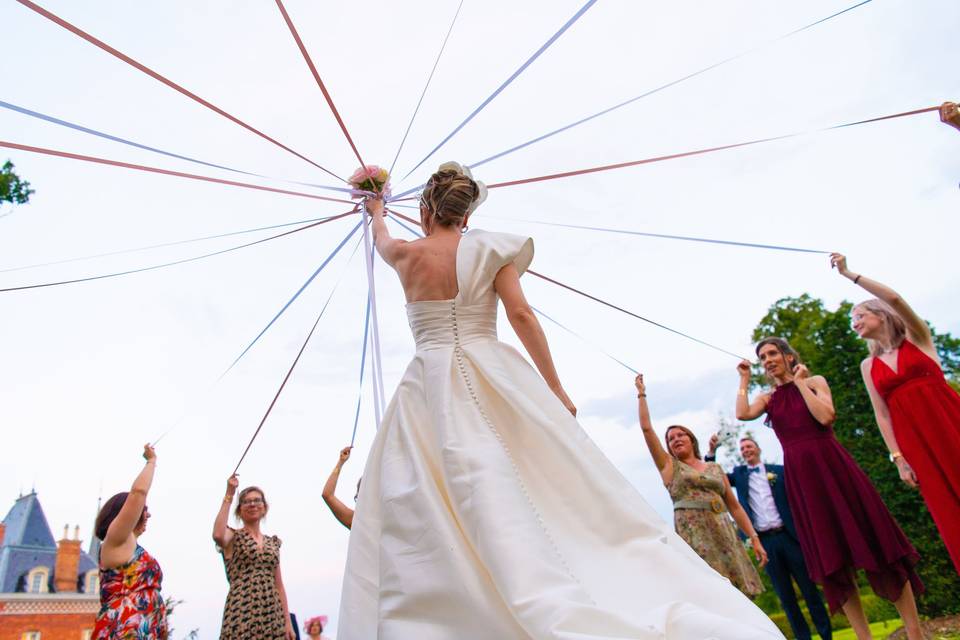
left=750, top=294, right=960, bottom=616
left=0, top=160, right=35, bottom=217
left=713, top=413, right=750, bottom=468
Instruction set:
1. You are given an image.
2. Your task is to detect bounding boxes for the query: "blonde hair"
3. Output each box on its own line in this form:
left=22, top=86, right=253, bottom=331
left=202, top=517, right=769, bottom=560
left=854, top=298, right=906, bottom=357
left=421, top=169, right=479, bottom=228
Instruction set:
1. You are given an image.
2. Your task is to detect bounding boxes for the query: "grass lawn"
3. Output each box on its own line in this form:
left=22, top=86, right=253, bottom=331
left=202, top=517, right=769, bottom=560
left=813, top=619, right=903, bottom=639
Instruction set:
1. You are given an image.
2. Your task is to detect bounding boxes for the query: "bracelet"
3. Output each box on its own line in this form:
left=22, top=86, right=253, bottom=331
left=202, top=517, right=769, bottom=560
left=737, top=389, right=747, bottom=397
left=223, top=495, right=234, bottom=504
left=889, top=451, right=903, bottom=463
left=853, top=274, right=862, bottom=285
left=637, top=393, right=646, bottom=398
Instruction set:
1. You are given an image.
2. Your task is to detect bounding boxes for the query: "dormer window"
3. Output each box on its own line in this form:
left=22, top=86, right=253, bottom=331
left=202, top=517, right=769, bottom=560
left=84, top=570, right=100, bottom=594
left=26, top=567, right=49, bottom=594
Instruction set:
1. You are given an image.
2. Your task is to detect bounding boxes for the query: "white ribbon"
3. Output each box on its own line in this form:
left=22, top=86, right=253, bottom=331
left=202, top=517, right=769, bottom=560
left=360, top=202, right=387, bottom=427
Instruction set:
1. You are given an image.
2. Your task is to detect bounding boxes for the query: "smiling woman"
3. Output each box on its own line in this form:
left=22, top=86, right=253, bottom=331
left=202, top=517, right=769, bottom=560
left=636, top=374, right=767, bottom=598
left=739, top=338, right=925, bottom=639
left=213, top=478, right=295, bottom=640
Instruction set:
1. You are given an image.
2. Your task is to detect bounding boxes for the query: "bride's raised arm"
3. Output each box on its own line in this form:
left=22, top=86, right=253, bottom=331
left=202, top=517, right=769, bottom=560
left=494, top=264, right=577, bottom=417
left=367, top=198, right=408, bottom=268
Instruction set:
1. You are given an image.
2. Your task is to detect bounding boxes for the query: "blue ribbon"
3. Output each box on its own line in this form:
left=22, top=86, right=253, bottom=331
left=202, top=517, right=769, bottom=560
left=532, top=306, right=638, bottom=374
left=399, top=0, right=599, bottom=182
left=349, top=294, right=372, bottom=446
left=392, top=0, right=875, bottom=194
left=0, top=214, right=337, bottom=274
left=488, top=217, right=830, bottom=254
left=388, top=0, right=465, bottom=177
left=0, top=215, right=354, bottom=293
left=222, top=220, right=363, bottom=376
left=0, top=99, right=352, bottom=194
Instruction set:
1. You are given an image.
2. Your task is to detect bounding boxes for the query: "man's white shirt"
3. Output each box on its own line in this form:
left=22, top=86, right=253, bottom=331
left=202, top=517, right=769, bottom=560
left=746, top=463, right=784, bottom=532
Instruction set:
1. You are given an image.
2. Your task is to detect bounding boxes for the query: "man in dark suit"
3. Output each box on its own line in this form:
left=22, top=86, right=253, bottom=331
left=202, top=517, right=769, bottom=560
left=706, top=435, right=831, bottom=640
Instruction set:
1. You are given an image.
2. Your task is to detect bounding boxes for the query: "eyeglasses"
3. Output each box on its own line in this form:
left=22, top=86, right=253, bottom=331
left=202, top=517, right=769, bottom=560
left=240, top=498, right=264, bottom=506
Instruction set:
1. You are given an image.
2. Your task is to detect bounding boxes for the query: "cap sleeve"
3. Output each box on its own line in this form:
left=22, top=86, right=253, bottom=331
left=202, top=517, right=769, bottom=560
left=481, top=231, right=534, bottom=278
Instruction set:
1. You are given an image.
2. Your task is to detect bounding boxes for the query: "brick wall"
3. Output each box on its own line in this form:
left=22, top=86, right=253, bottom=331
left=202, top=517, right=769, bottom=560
left=0, top=612, right=95, bottom=639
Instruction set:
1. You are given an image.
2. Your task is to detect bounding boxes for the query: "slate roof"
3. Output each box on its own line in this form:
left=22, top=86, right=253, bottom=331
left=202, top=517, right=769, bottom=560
left=1, top=493, right=98, bottom=594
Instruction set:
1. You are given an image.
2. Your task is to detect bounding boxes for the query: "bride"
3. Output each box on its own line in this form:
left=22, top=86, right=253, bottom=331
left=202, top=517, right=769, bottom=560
left=338, top=163, right=783, bottom=639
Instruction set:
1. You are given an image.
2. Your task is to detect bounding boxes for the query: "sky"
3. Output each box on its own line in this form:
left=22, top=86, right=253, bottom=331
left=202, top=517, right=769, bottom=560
left=1, top=0, right=958, bottom=637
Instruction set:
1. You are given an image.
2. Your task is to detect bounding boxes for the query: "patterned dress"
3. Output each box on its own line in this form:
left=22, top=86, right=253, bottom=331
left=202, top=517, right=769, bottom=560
left=669, top=458, right=764, bottom=597
left=220, top=528, right=287, bottom=640
left=93, top=545, right=168, bottom=639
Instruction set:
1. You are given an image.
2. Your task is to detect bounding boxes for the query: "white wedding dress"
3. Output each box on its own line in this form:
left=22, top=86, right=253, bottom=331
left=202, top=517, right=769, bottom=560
left=338, top=230, right=783, bottom=639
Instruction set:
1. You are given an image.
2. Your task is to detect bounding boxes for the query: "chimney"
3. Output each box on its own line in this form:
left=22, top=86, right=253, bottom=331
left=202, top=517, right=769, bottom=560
left=54, top=524, right=82, bottom=593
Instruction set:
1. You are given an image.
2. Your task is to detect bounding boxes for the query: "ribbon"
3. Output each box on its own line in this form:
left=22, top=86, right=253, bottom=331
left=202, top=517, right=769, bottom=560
left=232, top=248, right=357, bottom=474
left=14, top=0, right=345, bottom=182
left=388, top=0, right=465, bottom=177
left=0, top=210, right=358, bottom=293
left=0, top=141, right=355, bottom=205
left=1, top=213, right=341, bottom=275
left=486, top=216, right=830, bottom=254
left=349, top=295, right=372, bottom=447
left=386, top=207, right=747, bottom=360
left=464, top=0, right=876, bottom=172
left=532, top=306, right=638, bottom=374
left=0, top=100, right=353, bottom=195
left=482, top=105, right=941, bottom=191
left=360, top=204, right=387, bottom=426
left=399, top=0, right=599, bottom=182
left=275, top=0, right=365, bottom=169
left=222, top=220, right=363, bottom=376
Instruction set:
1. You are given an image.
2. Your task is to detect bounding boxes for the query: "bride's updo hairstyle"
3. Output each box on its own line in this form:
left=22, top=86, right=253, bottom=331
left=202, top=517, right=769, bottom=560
left=421, top=169, right=480, bottom=228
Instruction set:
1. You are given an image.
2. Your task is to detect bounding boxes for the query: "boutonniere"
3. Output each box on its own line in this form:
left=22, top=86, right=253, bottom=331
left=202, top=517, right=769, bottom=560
left=767, top=471, right=778, bottom=485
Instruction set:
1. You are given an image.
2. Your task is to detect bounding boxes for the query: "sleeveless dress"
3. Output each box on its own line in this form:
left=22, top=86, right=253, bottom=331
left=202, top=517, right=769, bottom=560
left=871, top=339, right=960, bottom=574
left=339, top=230, right=783, bottom=639
left=220, top=528, right=287, bottom=640
left=766, top=381, right=923, bottom=613
left=93, top=545, right=168, bottom=639
left=669, top=458, right=764, bottom=597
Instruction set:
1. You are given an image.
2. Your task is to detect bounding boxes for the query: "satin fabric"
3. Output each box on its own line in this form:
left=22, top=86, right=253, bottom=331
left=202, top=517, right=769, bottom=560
left=339, top=230, right=783, bottom=639
left=871, top=339, right=960, bottom=574
left=766, top=382, right=922, bottom=613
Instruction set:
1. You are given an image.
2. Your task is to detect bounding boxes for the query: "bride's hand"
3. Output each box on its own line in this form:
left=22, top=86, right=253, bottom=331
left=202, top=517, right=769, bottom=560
left=552, top=386, right=577, bottom=417
left=365, top=197, right=384, bottom=216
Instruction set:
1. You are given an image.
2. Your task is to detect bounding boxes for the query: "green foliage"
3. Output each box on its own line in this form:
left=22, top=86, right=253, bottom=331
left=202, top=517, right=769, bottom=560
left=0, top=160, right=34, bottom=208
left=750, top=294, right=960, bottom=617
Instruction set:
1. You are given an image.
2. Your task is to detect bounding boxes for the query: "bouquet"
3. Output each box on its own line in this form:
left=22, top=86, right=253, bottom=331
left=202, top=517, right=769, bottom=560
left=348, top=165, right=391, bottom=199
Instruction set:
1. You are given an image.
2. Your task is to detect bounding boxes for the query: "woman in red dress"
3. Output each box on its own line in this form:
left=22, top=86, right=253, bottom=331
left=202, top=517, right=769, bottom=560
left=832, top=253, right=960, bottom=575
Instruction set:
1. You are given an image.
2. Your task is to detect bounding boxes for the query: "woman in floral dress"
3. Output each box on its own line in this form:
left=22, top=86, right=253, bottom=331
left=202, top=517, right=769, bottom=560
left=213, top=477, right=295, bottom=640
left=636, top=374, right=767, bottom=596
left=93, top=444, right=168, bottom=639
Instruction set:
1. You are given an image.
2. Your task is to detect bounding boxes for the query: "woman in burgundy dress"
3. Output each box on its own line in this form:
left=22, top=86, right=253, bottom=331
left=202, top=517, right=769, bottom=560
left=832, top=252, right=960, bottom=574
left=737, top=338, right=923, bottom=640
